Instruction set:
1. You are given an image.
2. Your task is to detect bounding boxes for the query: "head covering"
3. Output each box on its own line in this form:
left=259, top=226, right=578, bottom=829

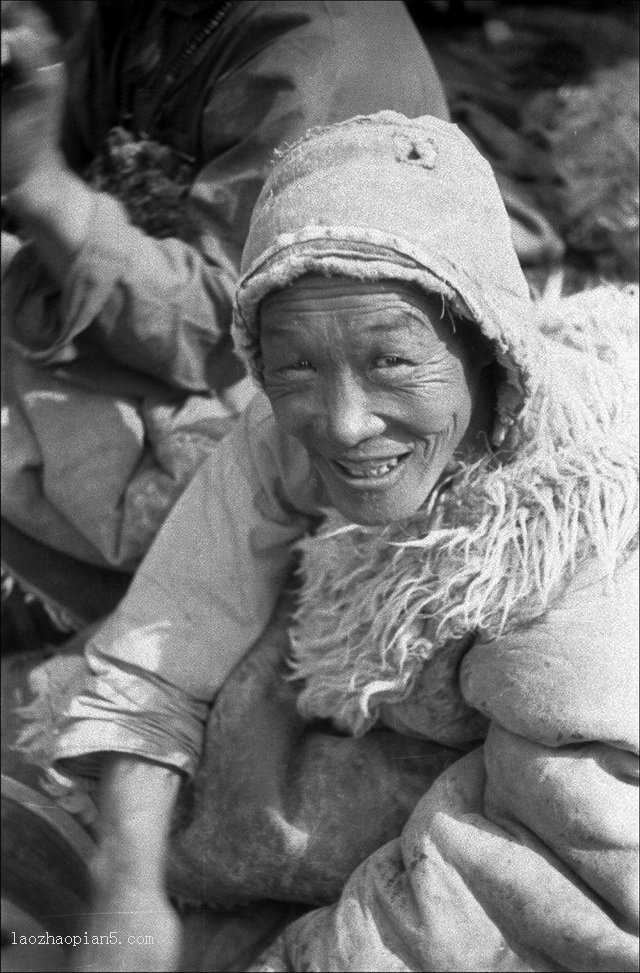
left=233, top=111, right=545, bottom=446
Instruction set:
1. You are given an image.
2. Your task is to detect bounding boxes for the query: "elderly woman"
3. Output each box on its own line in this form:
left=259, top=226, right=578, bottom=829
left=29, top=113, right=637, bottom=971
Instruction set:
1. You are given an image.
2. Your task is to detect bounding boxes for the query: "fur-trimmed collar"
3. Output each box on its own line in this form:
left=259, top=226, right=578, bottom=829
left=288, top=286, right=639, bottom=735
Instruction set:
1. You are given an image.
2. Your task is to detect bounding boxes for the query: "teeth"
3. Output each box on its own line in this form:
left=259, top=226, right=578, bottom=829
left=338, top=457, right=401, bottom=478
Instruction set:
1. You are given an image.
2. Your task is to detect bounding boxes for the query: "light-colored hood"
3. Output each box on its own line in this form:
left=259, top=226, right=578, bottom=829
left=233, top=111, right=545, bottom=448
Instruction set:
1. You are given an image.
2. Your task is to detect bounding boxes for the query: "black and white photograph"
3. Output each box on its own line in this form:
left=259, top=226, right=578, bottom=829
left=1, top=1, right=638, bottom=970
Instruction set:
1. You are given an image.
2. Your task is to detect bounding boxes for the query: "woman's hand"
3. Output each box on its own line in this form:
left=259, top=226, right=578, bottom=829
left=74, top=874, right=182, bottom=973
left=1, top=0, right=66, bottom=194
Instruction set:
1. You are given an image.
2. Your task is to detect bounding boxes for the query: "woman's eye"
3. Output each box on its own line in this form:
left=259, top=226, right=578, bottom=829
left=290, top=359, right=314, bottom=371
left=374, top=355, right=411, bottom=369
left=275, top=359, right=315, bottom=374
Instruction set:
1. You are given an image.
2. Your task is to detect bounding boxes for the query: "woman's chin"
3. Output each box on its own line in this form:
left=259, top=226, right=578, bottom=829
left=324, top=473, right=433, bottom=527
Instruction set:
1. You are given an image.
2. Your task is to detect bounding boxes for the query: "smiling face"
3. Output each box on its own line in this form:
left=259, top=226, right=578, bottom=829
left=260, top=275, right=495, bottom=525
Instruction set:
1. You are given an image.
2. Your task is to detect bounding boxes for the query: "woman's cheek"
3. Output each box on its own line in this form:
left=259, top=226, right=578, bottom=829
left=267, top=386, right=316, bottom=437
left=390, top=387, right=462, bottom=435
left=403, top=362, right=473, bottom=423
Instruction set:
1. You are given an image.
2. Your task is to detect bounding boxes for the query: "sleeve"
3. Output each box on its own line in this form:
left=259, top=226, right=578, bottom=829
left=3, top=187, right=244, bottom=395
left=53, top=394, right=318, bottom=777
left=254, top=553, right=639, bottom=972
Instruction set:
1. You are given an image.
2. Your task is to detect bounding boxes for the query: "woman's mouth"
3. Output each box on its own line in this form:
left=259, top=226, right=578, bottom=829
left=332, top=453, right=410, bottom=480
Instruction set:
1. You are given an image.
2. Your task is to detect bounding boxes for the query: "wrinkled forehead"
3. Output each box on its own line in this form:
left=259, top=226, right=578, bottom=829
left=259, top=274, right=446, bottom=330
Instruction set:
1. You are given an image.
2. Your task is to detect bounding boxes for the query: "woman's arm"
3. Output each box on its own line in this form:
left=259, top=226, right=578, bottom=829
left=48, top=398, right=315, bottom=970
left=93, top=756, right=181, bottom=892
left=75, top=755, right=183, bottom=973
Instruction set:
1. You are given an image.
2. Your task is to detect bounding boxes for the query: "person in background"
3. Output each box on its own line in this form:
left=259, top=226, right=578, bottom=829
left=1, top=0, right=448, bottom=573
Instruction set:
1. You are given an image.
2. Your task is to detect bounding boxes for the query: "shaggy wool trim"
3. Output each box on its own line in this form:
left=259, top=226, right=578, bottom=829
left=287, top=285, right=638, bottom=735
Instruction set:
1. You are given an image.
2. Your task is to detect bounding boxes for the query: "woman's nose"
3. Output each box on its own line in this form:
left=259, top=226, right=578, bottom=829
left=321, top=376, right=385, bottom=448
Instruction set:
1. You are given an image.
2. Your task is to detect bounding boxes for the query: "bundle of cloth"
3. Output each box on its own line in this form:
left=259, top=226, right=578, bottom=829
left=16, top=112, right=638, bottom=972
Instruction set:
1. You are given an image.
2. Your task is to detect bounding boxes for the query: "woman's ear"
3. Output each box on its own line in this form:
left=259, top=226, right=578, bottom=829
left=441, top=305, right=494, bottom=370
left=455, top=316, right=496, bottom=372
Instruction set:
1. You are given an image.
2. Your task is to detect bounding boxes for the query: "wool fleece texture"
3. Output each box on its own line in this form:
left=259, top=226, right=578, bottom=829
left=17, top=114, right=639, bottom=971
